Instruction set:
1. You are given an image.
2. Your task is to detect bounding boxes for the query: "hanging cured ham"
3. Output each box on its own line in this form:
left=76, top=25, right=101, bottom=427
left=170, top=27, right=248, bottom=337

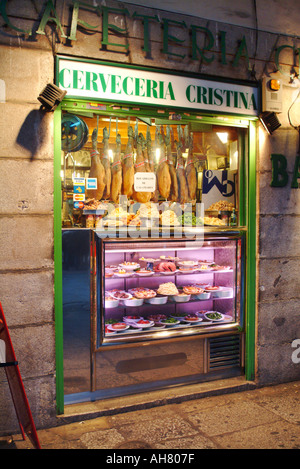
left=111, top=132, right=123, bottom=204
left=122, top=125, right=135, bottom=198
left=156, top=127, right=171, bottom=200
left=101, top=127, right=111, bottom=199
left=132, top=132, right=152, bottom=203
left=86, top=127, right=106, bottom=200
left=185, top=126, right=197, bottom=204
left=145, top=126, right=159, bottom=203
left=166, top=126, right=178, bottom=202
left=176, top=125, right=189, bottom=204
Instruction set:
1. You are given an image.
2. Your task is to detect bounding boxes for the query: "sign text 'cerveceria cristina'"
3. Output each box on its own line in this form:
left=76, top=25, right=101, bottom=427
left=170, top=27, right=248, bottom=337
left=58, top=59, right=258, bottom=115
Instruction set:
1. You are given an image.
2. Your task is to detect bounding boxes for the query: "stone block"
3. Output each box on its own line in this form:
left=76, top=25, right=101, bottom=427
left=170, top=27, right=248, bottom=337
left=0, top=270, right=54, bottom=326
left=257, top=299, right=300, bottom=345
left=258, top=258, right=300, bottom=301
left=257, top=342, right=300, bottom=385
left=8, top=323, right=56, bottom=378
left=0, top=215, right=54, bottom=270
left=259, top=215, right=300, bottom=258
left=0, top=159, right=53, bottom=215
left=258, top=171, right=300, bottom=215
left=0, top=46, right=54, bottom=103
left=0, top=374, right=57, bottom=434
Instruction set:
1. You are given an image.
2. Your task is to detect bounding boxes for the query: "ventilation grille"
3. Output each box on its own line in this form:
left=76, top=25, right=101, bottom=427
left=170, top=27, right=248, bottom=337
left=38, top=84, right=67, bottom=111
left=209, top=335, right=241, bottom=370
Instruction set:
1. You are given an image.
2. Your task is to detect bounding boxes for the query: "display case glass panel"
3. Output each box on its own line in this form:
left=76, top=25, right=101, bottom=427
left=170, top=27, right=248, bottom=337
left=96, top=235, right=243, bottom=347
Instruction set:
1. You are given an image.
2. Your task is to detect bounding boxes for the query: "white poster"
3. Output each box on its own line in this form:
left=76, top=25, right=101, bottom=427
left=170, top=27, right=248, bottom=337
left=202, top=170, right=236, bottom=209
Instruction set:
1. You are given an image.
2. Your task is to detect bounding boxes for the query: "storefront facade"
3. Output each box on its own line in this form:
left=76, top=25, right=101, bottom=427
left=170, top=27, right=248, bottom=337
left=0, top=0, right=300, bottom=434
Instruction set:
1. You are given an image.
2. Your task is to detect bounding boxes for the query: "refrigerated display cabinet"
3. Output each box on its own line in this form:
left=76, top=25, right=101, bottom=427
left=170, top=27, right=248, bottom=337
left=87, top=231, right=245, bottom=399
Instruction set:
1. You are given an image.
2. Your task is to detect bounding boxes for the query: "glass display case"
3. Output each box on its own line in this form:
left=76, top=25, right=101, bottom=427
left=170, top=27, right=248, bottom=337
left=93, top=232, right=244, bottom=347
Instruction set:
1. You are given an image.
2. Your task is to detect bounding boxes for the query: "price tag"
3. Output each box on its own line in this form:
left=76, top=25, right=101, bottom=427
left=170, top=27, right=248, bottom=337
left=134, top=172, right=156, bottom=192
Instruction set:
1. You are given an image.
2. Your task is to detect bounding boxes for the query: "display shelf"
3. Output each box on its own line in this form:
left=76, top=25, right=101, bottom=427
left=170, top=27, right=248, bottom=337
left=97, top=234, right=243, bottom=345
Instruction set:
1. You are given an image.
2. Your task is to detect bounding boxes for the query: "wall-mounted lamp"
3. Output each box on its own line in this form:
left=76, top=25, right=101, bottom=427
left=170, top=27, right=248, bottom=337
left=259, top=111, right=281, bottom=135
left=38, top=83, right=67, bottom=111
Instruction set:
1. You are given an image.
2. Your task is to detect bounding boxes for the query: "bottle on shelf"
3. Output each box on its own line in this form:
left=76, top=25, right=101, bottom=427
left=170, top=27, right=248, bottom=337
left=230, top=209, right=237, bottom=226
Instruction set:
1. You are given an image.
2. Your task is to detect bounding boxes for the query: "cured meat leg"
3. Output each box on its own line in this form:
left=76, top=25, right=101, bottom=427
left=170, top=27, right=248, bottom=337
left=111, top=133, right=123, bottom=204
left=185, top=129, right=197, bottom=204
left=156, top=130, right=171, bottom=200
left=146, top=126, right=159, bottom=203
left=176, top=126, right=189, bottom=204
left=101, top=127, right=111, bottom=199
left=122, top=125, right=134, bottom=198
left=86, top=127, right=106, bottom=200
left=166, top=126, right=178, bottom=202
left=132, top=133, right=152, bottom=203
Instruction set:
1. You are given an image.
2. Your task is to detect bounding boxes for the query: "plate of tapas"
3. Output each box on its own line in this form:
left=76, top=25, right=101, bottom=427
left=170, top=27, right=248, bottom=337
left=182, top=315, right=203, bottom=324
left=107, top=322, right=130, bottom=332
left=203, top=311, right=225, bottom=322
left=119, top=262, right=140, bottom=271
left=129, top=287, right=156, bottom=299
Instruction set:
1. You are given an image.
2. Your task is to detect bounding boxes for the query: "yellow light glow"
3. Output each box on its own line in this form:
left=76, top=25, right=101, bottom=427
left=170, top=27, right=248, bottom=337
left=216, top=132, right=228, bottom=144
left=156, top=148, right=160, bottom=163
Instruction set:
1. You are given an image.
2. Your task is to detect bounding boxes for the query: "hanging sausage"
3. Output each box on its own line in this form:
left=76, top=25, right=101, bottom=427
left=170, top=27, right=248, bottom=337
left=166, top=125, right=178, bottom=202
left=101, top=127, right=111, bottom=199
left=156, top=126, right=171, bottom=200
left=132, top=131, right=152, bottom=204
left=111, top=121, right=123, bottom=204
left=185, top=125, right=197, bottom=204
left=122, top=124, right=135, bottom=198
left=176, top=125, right=189, bottom=204
left=86, top=125, right=106, bottom=200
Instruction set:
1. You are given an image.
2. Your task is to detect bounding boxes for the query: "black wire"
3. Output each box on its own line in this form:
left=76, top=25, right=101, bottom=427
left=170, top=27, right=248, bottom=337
left=287, top=88, right=300, bottom=130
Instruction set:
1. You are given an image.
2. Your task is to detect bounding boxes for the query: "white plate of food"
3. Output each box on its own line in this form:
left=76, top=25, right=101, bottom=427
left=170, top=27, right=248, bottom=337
left=119, top=262, right=140, bottom=271
left=182, top=285, right=204, bottom=295
left=136, top=270, right=154, bottom=277
left=107, top=322, right=130, bottom=332
left=145, top=295, right=168, bottom=305
left=114, top=270, right=134, bottom=278
left=182, top=315, right=203, bottom=324
left=105, top=326, right=117, bottom=335
left=178, top=260, right=198, bottom=268
left=178, top=267, right=197, bottom=274
left=122, top=297, right=144, bottom=307
left=170, top=293, right=191, bottom=302
left=109, top=290, right=133, bottom=300
left=204, top=311, right=225, bottom=322
left=123, top=315, right=144, bottom=324
left=129, top=319, right=155, bottom=329
left=159, top=318, right=181, bottom=327
left=129, top=287, right=157, bottom=299
left=205, top=286, right=233, bottom=298
left=105, top=296, right=119, bottom=308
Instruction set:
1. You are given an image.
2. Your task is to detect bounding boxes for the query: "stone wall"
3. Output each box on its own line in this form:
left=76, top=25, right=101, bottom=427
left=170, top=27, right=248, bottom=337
left=257, top=85, right=300, bottom=384
left=0, top=0, right=300, bottom=434
left=0, top=41, right=57, bottom=433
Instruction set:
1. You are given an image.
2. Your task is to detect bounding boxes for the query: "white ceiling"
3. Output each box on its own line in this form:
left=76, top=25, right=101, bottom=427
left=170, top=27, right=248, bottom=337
left=121, top=0, right=300, bottom=37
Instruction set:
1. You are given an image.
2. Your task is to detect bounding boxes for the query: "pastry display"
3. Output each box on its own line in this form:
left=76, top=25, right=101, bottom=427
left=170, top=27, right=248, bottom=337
left=157, top=282, right=179, bottom=296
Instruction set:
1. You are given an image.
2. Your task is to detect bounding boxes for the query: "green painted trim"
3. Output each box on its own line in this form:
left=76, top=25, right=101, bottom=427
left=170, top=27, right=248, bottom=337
left=245, top=120, right=257, bottom=381
left=53, top=105, right=64, bottom=415
left=61, top=99, right=254, bottom=126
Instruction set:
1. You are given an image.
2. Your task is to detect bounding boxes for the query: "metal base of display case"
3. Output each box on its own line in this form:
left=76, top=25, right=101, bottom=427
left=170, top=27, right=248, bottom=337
left=64, top=366, right=243, bottom=405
